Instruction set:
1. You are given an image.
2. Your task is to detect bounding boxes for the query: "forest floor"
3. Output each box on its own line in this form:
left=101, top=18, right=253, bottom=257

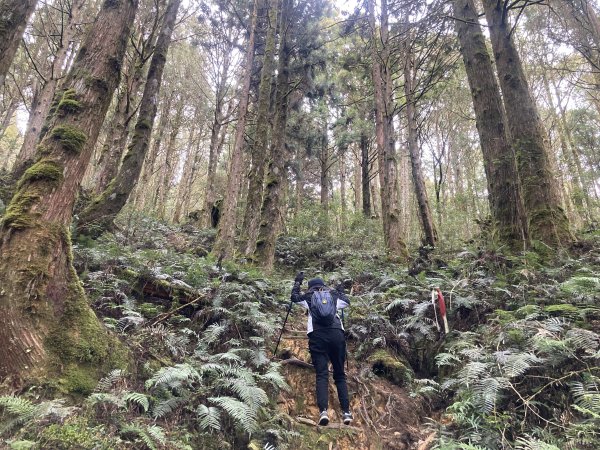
left=1, top=215, right=599, bottom=449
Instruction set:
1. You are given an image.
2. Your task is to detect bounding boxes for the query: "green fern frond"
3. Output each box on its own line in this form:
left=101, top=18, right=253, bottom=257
left=121, top=423, right=166, bottom=450
left=96, top=369, right=127, bottom=392
left=196, top=404, right=221, bottom=432
left=565, top=329, right=600, bottom=353
left=123, top=392, right=150, bottom=413
left=152, top=396, right=186, bottom=419
left=209, top=396, right=258, bottom=433
left=260, top=363, right=289, bottom=391
left=515, top=436, right=562, bottom=450
left=145, top=363, right=201, bottom=389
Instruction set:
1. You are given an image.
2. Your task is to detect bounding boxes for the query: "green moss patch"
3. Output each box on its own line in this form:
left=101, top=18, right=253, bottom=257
left=56, top=89, right=82, bottom=115
left=17, top=160, right=63, bottom=189
left=368, top=349, right=413, bottom=385
left=1, top=190, right=42, bottom=230
left=50, top=125, right=87, bottom=153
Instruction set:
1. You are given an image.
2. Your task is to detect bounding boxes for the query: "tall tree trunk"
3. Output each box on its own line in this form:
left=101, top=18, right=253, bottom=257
left=173, top=109, right=203, bottom=223
left=92, top=27, right=156, bottom=195
left=213, top=0, right=258, bottom=259
left=319, top=117, right=330, bottom=235
left=135, top=90, right=173, bottom=211
left=482, top=0, right=571, bottom=246
left=403, top=45, right=437, bottom=247
left=453, top=0, right=527, bottom=247
left=353, top=144, right=362, bottom=213
left=339, top=146, right=347, bottom=227
left=0, top=0, right=137, bottom=386
left=360, top=133, right=371, bottom=217
left=15, top=0, right=85, bottom=170
left=0, top=0, right=38, bottom=88
left=201, top=47, right=232, bottom=228
left=549, top=77, right=596, bottom=223
left=155, top=100, right=184, bottom=219
left=77, top=0, right=181, bottom=237
left=254, top=0, right=292, bottom=268
left=368, top=0, right=408, bottom=259
left=241, top=0, right=278, bottom=255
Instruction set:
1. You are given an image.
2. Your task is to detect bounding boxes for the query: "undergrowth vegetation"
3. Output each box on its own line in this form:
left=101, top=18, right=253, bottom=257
left=0, top=215, right=599, bottom=449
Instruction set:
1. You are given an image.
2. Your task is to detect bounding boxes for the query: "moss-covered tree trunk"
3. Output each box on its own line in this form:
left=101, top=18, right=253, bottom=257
left=482, top=0, right=572, bottom=246
left=14, top=0, right=85, bottom=170
left=403, top=46, right=437, bottom=248
left=0, top=0, right=137, bottom=387
left=201, top=43, right=232, bottom=228
left=134, top=90, right=173, bottom=211
left=254, top=0, right=292, bottom=268
left=452, top=0, right=528, bottom=247
left=76, top=0, right=181, bottom=238
left=368, top=0, right=408, bottom=259
left=211, top=0, right=256, bottom=258
left=240, top=0, right=278, bottom=256
left=0, top=0, right=38, bottom=88
left=360, top=133, right=371, bottom=217
left=92, top=24, right=159, bottom=195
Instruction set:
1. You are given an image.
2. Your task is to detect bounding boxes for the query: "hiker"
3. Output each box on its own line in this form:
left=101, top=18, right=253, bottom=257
left=291, top=273, right=353, bottom=426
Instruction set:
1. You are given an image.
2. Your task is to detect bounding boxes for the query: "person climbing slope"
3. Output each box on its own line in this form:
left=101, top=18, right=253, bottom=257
left=291, top=272, right=353, bottom=426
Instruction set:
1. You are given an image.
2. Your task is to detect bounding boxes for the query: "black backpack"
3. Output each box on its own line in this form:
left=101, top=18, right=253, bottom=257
left=309, top=288, right=337, bottom=326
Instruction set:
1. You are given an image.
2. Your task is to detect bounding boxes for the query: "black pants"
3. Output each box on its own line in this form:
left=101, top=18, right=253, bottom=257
left=308, top=328, right=350, bottom=412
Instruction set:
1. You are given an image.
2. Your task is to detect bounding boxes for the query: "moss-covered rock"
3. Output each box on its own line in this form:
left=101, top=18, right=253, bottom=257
left=368, top=349, right=413, bottom=385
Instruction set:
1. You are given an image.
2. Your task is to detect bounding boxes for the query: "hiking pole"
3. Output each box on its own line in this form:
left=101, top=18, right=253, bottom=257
left=273, top=299, right=293, bottom=358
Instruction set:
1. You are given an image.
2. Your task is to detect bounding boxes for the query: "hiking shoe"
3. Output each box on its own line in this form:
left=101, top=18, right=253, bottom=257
left=342, top=411, right=353, bottom=425
left=318, top=410, right=329, bottom=426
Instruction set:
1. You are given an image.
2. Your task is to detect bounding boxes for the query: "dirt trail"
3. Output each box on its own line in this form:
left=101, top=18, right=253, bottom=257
left=275, top=312, right=435, bottom=450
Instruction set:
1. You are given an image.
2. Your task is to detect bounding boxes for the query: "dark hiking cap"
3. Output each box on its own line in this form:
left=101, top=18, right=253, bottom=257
left=308, top=278, right=325, bottom=289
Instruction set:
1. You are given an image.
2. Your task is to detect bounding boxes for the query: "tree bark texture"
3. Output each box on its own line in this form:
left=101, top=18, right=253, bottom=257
left=241, top=0, right=278, bottom=255
left=0, top=0, right=137, bottom=385
left=254, top=0, right=292, bottom=268
left=482, top=0, right=572, bottom=246
left=368, top=0, right=408, bottom=259
left=201, top=44, right=233, bottom=228
left=15, top=0, right=85, bottom=169
left=0, top=0, right=38, bottom=88
left=213, top=0, right=259, bottom=259
left=403, top=46, right=438, bottom=248
left=360, top=133, right=371, bottom=217
left=453, top=0, right=528, bottom=247
left=76, top=0, right=181, bottom=237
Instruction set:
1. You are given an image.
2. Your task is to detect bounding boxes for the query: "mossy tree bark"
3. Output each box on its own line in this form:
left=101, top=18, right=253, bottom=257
left=368, top=0, right=409, bottom=259
left=93, top=19, right=161, bottom=195
left=212, top=0, right=258, bottom=260
left=201, top=37, right=233, bottom=228
left=403, top=45, right=438, bottom=248
left=360, top=133, right=372, bottom=217
left=241, top=0, right=278, bottom=256
left=0, top=0, right=137, bottom=387
left=0, top=0, right=38, bottom=88
left=14, top=0, right=85, bottom=171
left=77, top=0, right=181, bottom=238
left=482, top=0, right=572, bottom=246
left=254, top=0, right=292, bottom=269
left=452, top=0, right=528, bottom=247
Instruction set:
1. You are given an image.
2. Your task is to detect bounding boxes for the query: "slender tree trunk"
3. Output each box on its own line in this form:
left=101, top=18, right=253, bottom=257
left=156, top=99, right=184, bottom=220
left=339, top=147, right=347, bottom=226
left=319, top=117, right=330, bottom=235
left=0, top=0, right=137, bottom=386
left=135, top=91, right=173, bottom=210
left=549, top=77, right=596, bottom=222
left=92, top=31, right=154, bottom=194
left=453, top=0, right=527, bottom=247
left=241, top=0, right=278, bottom=255
left=0, top=0, right=38, bottom=88
left=403, top=46, right=437, bottom=247
left=14, top=0, right=85, bottom=170
left=201, top=49, right=232, bottom=228
left=360, top=133, right=371, bottom=217
left=254, top=0, right=292, bottom=268
left=368, top=0, right=408, bottom=259
left=77, top=0, right=181, bottom=236
left=482, top=0, right=572, bottom=246
left=213, top=0, right=258, bottom=259
left=353, top=144, right=362, bottom=213
left=173, top=109, right=202, bottom=223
